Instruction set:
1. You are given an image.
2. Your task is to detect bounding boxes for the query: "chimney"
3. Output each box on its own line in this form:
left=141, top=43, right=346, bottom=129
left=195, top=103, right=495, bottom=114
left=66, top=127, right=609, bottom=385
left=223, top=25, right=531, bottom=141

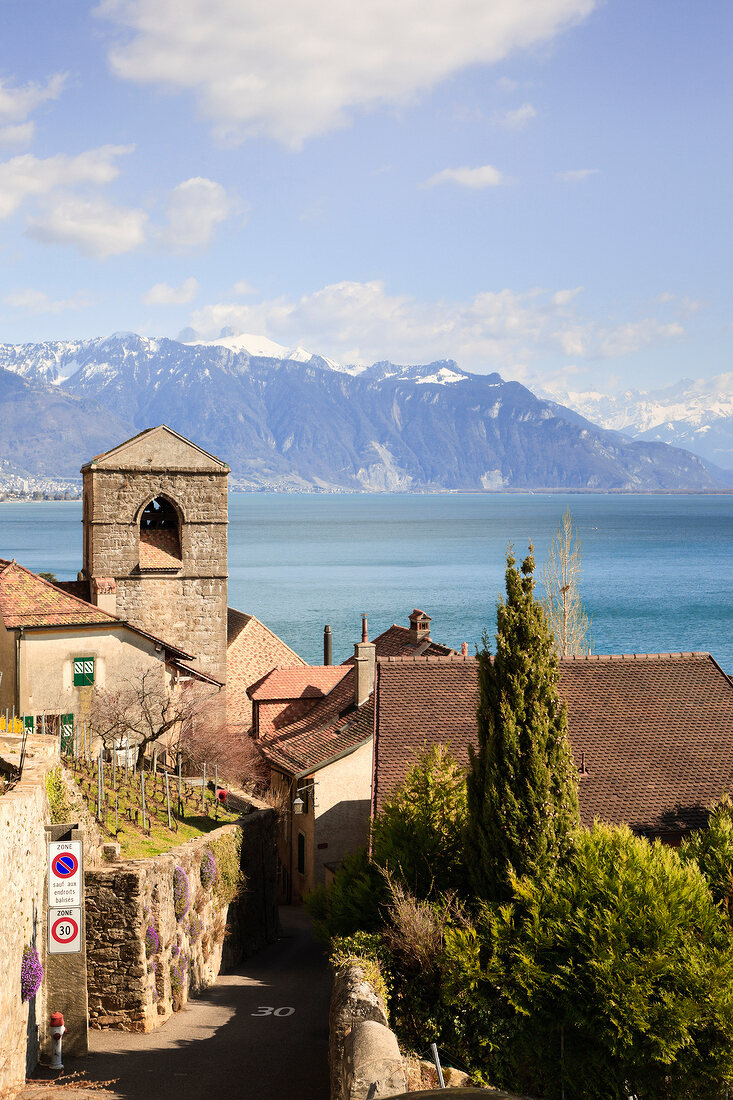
left=91, top=576, right=116, bottom=616
left=353, top=614, right=376, bottom=707
left=323, top=624, right=332, bottom=666
left=461, top=642, right=468, bottom=656
left=408, top=609, right=431, bottom=646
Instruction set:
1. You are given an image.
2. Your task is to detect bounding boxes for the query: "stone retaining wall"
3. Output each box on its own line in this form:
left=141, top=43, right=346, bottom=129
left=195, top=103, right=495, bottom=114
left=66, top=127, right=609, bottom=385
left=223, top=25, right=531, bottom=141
left=0, top=738, right=53, bottom=1095
left=85, top=802, right=278, bottom=1031
left=329, top=965, right=406, bottom=1100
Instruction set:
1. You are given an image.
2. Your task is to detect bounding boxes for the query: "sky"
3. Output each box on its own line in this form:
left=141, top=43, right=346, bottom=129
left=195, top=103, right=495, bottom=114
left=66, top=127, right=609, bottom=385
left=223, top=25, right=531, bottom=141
left=0, top=0, right=731, bottom=396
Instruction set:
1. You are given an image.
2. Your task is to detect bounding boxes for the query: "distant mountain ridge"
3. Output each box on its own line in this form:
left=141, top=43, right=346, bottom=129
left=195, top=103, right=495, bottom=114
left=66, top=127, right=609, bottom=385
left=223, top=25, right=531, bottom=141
left=0, top=333, right=729, bottom=492
left=541, top=375, right=733, bottom=471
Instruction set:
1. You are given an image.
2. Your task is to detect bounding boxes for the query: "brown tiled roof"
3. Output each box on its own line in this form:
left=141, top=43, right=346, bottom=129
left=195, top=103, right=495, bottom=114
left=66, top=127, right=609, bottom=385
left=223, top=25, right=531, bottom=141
left=0, top=559, right=116, bottom=628
left=139, top=527, right=181, bottom=570
left=257, top=666, right=373, bottom=776
left=249, top=665, right=350, bottom=702
left=226, top=608, right=306, bottom=732
left=373, top=653, right=733, bottom=836
left=365, top=623, right=456, bottom=660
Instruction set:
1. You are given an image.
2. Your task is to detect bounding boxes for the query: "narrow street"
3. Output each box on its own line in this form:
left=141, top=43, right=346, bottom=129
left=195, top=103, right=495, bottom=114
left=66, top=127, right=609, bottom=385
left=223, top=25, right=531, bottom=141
left=25, top=908, right=331, bottom=1100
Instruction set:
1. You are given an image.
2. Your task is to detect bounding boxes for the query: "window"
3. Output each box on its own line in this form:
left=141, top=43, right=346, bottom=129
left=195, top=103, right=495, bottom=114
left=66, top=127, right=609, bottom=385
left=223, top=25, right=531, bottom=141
left=297, top=831, right=306, bottom=876
left=73, top=657, right=95, bottom=686
left=139, top=497, right=182, bottom=570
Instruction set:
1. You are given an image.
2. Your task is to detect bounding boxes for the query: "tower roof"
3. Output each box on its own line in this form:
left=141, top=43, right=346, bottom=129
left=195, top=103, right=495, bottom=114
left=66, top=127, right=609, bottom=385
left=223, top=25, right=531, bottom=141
left=82, top=425, right=229, bottom=472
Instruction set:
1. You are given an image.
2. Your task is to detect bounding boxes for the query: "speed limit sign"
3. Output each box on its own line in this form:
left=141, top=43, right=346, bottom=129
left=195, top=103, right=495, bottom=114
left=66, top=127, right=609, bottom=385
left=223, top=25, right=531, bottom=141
left=48, top=907, right=82, bottom=954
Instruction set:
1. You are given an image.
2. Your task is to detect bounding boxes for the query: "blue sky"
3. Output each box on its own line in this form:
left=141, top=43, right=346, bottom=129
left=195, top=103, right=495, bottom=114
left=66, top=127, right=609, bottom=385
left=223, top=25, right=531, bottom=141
left=0, top=0, right=731, bottom=395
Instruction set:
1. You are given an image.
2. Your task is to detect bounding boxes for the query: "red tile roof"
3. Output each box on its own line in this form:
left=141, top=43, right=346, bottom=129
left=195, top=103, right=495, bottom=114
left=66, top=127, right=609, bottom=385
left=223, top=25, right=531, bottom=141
left=373, top=652, right=733, bottom=836
left=257, top=666, right=373, bottom=776
left=226, top=608, right=306, bottom=732
left=249, top=665, right=350, bottom=701
left=139, top=527, right=181, bottom=570
left=0, top=559, right=117, bottom=628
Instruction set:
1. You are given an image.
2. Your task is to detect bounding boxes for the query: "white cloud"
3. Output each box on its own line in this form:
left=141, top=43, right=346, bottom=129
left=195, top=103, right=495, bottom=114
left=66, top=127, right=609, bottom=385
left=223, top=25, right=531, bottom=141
left=0, top=145, right=134, bottom=218
left=26, top=196, right=148, bottom=257
left=424, top=164, right=505, bottom=189
left=0, top=73, right=67, bottom=124
left=186, top=280, right=684, bottom=371
left=143, top=277, right=199, bottom=305
left=0, top=122, right=35, bottom=148
left=556, top=168, right=599, bottom=183
left=494, top=102, right=536, bottom=128
left=95, top=0, right=596, bottom=146
left=4, top=288, right=91, bottom=314
left=233, top=280, right=257, bottom=296
left=158, top=178, right=230, bottom=250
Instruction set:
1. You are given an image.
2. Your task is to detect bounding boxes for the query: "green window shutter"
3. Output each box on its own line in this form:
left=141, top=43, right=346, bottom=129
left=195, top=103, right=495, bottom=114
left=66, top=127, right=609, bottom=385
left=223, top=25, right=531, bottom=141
left=297, top=831, right=305, bottom=875
left=60, top=714, right=74, bottom=754
left=73, top=657, right=95, bottom=686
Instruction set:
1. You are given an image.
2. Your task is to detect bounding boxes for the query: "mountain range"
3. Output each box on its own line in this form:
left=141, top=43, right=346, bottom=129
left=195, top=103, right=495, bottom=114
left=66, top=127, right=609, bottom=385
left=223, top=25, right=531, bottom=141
left=0, top=332, right=729, bottom=493
left=541, top=375, right=733, bottom=471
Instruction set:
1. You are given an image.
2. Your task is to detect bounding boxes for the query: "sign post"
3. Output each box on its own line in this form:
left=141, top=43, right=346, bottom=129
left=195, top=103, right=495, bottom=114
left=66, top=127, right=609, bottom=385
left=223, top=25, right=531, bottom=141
left=44, top=826, right=88, bottom=1061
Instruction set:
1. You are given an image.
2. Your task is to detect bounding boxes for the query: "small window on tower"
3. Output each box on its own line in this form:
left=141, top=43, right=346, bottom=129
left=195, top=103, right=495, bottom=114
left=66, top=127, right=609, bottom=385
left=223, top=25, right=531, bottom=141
left=73, top=657, right=95, bottom=686
left=139, top=497, right=182, bottom=570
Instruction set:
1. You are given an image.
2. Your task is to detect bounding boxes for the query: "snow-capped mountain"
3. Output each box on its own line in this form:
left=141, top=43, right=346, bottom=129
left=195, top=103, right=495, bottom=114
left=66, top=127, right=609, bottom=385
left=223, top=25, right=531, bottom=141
left=0, top=332, right=729, bottom=491
left=541, top=374, right=733, bottom=470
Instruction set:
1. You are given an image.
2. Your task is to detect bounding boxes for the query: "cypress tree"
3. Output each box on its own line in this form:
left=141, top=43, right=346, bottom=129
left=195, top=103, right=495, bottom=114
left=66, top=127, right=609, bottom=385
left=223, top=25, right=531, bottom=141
left=467, top=545, right=580, bottom=904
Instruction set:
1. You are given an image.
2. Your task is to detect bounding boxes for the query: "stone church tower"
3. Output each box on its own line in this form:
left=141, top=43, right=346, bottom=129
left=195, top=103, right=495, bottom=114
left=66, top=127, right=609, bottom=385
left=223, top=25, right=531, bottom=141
left=80, top=426, right=229, bottom=682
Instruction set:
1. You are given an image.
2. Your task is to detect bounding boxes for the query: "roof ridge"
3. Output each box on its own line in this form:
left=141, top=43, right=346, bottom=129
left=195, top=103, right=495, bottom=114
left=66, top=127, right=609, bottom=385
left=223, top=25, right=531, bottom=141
left=378, top=654, right=476, bottom=664
left=560, top=651, right=712, bottom=662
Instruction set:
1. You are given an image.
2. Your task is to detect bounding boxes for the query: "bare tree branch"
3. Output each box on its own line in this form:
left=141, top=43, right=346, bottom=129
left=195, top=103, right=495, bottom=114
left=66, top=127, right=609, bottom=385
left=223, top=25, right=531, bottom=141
left=541, top=509, right=593, bottom=658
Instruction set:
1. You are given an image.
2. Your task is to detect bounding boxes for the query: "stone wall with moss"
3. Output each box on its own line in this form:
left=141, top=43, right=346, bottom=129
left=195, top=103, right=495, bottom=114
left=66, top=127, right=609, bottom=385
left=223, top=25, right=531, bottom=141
left=85, top=803, right=277, bottom=1031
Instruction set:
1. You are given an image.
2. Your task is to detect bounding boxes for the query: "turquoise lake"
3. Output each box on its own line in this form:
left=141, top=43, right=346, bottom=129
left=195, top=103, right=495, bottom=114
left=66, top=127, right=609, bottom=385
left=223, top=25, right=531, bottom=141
left=1, top=494, right=732, bottom=670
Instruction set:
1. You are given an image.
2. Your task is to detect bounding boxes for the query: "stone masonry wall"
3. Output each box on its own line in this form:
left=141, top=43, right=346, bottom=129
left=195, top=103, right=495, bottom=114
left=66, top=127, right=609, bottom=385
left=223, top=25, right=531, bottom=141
left=0, top=738, right=53, bottom=1094
left=85, top=803, right=278, bottom=1031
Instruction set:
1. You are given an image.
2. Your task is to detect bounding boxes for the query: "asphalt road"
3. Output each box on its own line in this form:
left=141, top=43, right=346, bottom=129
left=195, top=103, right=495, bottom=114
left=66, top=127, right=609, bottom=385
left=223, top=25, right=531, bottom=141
left=51, top=907, right=331, bottom=1100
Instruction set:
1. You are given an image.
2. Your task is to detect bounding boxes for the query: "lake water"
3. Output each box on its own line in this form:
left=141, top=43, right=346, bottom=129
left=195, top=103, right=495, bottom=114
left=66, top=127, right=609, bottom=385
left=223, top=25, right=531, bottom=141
left=1, top=494, right=732, bottom=670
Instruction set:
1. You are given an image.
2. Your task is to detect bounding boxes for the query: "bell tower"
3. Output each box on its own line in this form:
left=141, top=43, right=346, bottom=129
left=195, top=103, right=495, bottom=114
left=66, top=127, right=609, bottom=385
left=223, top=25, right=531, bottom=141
left=81, top=425, right=229, bottom=682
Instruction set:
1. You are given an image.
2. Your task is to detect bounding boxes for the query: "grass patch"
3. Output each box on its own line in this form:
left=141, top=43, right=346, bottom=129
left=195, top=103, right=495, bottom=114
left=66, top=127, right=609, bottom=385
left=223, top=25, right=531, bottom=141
left=63, top=757, right=241, bottom=859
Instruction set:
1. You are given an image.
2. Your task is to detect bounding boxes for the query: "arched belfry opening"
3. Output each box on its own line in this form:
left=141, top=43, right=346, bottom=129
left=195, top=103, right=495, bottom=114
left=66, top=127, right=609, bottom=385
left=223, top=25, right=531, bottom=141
left=139, top=496, right=182, bottom=571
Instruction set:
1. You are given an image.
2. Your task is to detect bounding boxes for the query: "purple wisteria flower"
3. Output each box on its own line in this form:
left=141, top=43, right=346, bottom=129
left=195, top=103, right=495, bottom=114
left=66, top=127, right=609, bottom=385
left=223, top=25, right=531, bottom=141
left=173, top=865, right=190, bottom=921
left=21, top=945, right=43, bottom=1002
left=144, top=924, right=160, bottom=958
left=200, top=850, right=216, bottom=890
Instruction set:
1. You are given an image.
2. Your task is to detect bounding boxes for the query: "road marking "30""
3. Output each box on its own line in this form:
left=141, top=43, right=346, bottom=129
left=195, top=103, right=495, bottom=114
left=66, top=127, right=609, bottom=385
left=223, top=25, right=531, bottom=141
left=251, top=1006, right=295, bottom=1017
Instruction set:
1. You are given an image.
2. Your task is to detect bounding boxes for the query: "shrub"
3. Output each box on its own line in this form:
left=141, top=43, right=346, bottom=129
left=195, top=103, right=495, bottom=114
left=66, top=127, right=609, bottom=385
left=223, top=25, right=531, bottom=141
left=188, top=913, right=204, bottom=941
left=306, top=848, right=388, bottom=943
left=20, top=945, right=43, bottom=1002
left=331, top=930, right=391, bottom=1007
left=200, top=848, right=217, bottom=890
left=679, top=796, right=733, bottom=911
left=372, top=744, right=469, bottom=900
left=212, top=830, right=243, bottom=907
left=144, top=923, right=160, bottom=958
left=45, top=768, right=72, bottom=824
left=443, top=825, right=733, bottom=1099
left=173, top=866, right=190, bottom=921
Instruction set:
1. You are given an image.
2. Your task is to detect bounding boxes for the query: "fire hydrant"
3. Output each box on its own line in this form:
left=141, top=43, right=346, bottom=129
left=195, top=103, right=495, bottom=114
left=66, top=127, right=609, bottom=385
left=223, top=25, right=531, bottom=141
left=49, top=1012, right=66, bottom=1070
